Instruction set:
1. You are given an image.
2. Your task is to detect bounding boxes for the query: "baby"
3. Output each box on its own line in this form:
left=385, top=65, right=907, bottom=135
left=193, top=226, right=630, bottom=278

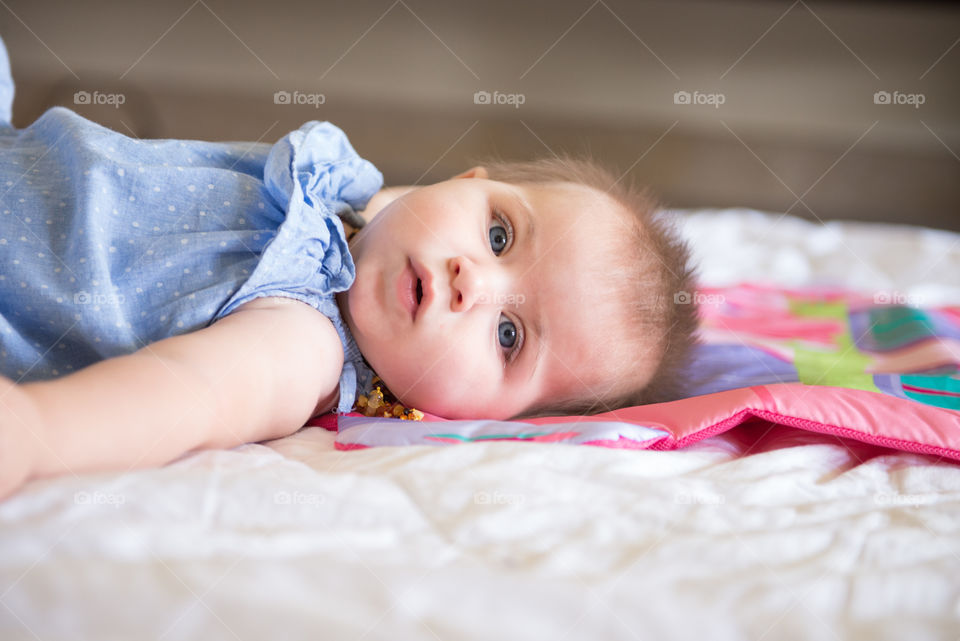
left=0, top=36, right=699, bottom=499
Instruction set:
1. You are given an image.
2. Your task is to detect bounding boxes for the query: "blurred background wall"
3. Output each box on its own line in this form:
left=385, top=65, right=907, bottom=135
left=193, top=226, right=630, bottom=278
left=2, top=0, right=958, bottom=230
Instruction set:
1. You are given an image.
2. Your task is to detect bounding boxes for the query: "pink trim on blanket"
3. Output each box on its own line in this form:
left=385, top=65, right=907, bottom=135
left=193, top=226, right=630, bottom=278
left=751, top=409, right=960, bottom=460
left=647, top=406, right=960, bottom=462
left=647, top=408, right=756, bottom=450
left=334, top=442, right=369, bottom=451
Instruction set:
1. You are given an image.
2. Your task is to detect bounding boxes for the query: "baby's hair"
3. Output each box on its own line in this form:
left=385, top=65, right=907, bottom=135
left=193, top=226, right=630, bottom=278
left=473, top=154, right=701, bottom=419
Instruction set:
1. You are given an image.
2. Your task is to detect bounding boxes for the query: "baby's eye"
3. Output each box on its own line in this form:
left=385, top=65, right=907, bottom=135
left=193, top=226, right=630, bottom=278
left=498, top=317, right=517, bottom=349
left=489, top=211, right=513, bottom=256
left=498, top=314, right=522, bottom=363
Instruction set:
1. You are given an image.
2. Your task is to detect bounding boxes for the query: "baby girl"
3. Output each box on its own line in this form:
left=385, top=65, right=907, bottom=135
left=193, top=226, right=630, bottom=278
left=0, top=36, right=699, bottom=498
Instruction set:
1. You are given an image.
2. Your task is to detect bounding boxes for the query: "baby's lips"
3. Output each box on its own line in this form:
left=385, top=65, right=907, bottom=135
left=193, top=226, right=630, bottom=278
left=411, top=258, right=434, bottom=317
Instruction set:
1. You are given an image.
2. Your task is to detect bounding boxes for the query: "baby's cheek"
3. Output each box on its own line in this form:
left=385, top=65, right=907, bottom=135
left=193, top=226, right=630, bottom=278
left=395, top=373, right=472, bottom=417
left=426, top=381, right=510, bottom=420
left=379, top=344, right=489, bottom=416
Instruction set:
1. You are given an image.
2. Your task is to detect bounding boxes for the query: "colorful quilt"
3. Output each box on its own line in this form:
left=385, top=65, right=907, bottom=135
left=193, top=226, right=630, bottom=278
left=308, top=283, right=960, bottom=462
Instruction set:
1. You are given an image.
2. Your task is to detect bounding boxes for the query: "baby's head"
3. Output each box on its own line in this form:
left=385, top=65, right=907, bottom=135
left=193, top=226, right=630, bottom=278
left=335, top=156, right=700, bottom=420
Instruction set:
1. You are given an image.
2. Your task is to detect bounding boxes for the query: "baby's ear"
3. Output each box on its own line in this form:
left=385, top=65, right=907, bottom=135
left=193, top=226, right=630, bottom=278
left=452, top=166, right=489, bottom=180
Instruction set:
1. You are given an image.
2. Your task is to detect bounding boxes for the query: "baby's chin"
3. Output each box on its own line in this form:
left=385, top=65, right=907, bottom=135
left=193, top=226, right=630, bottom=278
left=393, top=390, right=514, bottom=421
left=374, top=368, right=521, bottom=420
left=373, top=378, right=459, bottom=418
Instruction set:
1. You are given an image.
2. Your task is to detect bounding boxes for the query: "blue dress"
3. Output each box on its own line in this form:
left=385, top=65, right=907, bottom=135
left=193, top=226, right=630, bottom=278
left=0, top=36, right=381, bottom=414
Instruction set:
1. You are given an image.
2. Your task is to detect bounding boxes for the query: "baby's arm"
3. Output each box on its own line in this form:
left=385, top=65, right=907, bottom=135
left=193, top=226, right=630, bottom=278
left=0, top=297, right=343, bottom=499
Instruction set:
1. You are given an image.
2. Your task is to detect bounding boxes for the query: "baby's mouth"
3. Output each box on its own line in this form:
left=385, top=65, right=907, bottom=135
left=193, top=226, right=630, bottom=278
left=416, top=279, right=423, bottom=305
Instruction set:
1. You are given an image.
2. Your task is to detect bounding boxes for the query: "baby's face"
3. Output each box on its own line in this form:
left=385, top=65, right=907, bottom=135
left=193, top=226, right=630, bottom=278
left=336, top=169, right=635, bottom=419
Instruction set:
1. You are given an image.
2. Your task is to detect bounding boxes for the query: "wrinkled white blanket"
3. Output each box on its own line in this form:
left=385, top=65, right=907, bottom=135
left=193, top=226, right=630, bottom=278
left=1, top=209, right=958, bottom=641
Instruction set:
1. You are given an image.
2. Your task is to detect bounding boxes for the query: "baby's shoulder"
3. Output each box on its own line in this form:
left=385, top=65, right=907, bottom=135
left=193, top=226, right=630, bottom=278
left=230, top=297, right=341, bottom=349
left=225, top=296, right=345, bottom=416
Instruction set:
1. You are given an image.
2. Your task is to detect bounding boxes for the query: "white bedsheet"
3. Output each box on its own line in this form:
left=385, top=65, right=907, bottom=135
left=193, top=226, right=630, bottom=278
left=2, top=209, right=959, bottom=641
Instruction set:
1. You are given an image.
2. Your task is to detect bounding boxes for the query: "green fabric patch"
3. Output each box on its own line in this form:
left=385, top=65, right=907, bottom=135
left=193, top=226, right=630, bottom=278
left=789, top=299, right=880, bottom=392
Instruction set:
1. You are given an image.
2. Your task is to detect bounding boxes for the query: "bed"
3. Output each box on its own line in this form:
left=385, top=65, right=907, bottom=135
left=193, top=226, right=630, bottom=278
left=1, top=207, right=958, bottom=640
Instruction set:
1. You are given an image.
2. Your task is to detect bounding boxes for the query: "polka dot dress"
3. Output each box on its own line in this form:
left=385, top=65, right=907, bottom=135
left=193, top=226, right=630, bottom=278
left=0, top=42, right=382, bottom=413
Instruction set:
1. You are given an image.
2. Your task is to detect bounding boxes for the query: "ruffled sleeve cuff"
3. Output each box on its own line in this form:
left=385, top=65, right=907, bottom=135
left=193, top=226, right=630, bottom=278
left=213, top=121, right=383, bottom=415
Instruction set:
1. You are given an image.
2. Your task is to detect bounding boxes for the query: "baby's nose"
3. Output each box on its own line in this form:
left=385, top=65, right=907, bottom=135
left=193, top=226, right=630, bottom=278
left=449, top=256, right=495, bottom=312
